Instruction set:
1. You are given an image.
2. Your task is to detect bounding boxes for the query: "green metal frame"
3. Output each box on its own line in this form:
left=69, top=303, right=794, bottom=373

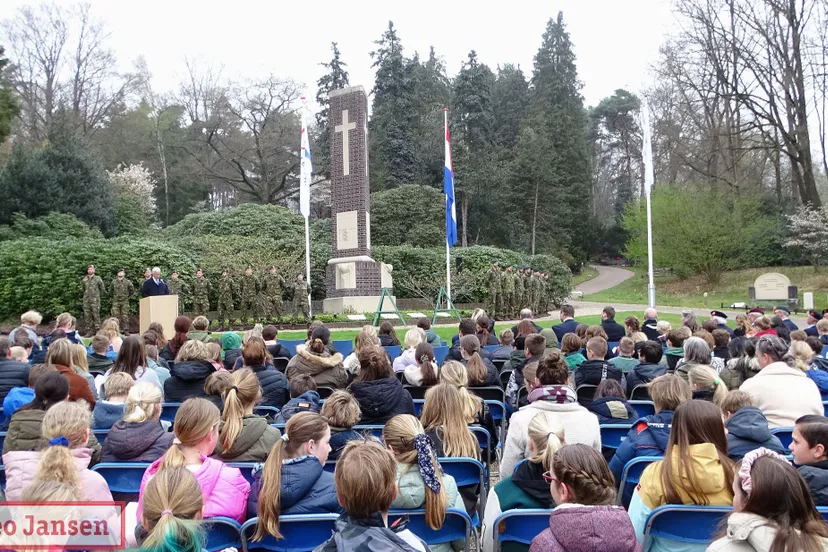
left=372, top=288, right=406, bottom=327
left=432, top=286, right=462, bottom=325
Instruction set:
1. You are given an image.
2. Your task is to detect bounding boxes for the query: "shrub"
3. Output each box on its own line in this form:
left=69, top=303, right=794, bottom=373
left=370, top=185, right=444, bottom=247
left=0, top=212, right=104, bottom=242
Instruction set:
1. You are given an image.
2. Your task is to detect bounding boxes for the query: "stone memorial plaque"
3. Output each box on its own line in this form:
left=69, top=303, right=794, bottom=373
left=753, top=272, right=792, bottom=301
left=335, top=261, right=356, bottom=289
left=336, top=211, right=359, bottom=250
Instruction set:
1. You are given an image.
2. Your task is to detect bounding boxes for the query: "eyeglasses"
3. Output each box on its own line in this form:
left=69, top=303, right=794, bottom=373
left=542, top=471, right=559, bottom=484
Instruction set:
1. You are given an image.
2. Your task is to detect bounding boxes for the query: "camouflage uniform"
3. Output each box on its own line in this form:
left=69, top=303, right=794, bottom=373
left=487, top=266, right=502, bottom=318
left=530, top=272, right=541, bottom=313
left=217, top=276, right=235, bottom=328
left=167, top=277, right=189, bottom=315
left=82, top=274, right=106, bottom=332
left=110, top=277, right=134, bottom=331
left=293, top=280, right=309, bottom=319
left=239, top=273, right=260, bottom=324
left=538, top=275, right=548, bottom=313
left=262, top=271, right=286, bottom=320
left=502, top=268, right=515, bottom=319
left=514, top=269, right=525, bottom=315
left=192, top=276, right=212, bottom=317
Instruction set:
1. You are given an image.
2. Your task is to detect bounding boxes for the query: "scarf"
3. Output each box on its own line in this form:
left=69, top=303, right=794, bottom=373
left=527, top=385, right=578, bottom=405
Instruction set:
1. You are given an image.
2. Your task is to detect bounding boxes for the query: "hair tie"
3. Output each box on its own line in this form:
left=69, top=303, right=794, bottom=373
left=281, top=433, right=289, bottom=442
left=161, top=509, right=173, bottom=517
left=739, top=447, right=788, bottom=495
left=412, top=434, right=441, bottom=495
left=714, top=379, right=720, bottom=385
left=420, top=354, right=430, bottom=364
left=314, top=338, right=322, bottom=344
left=48, top=436, right=69, bottom=447
left=173, top=437, right=182, bottom=445
left=231, top=386, right=239, bottom=393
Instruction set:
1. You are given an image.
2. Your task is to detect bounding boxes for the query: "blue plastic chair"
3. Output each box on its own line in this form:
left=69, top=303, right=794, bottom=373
left=227, top=462, right=258, bottom=486
left=323, top=460, right=337, bottom=473
left=90, top=462, right=150, bottom=494
left=771, top=427, right=794, bottom=449
left=434, top=346, right=450, bottom=364
left=483, top=345, right=498, bottom=354
left=493, top=509, right=553, bottom=552
left=642, top=505, right=732, bottom=549
left=92, top=428, right=109, bottom=445
left=254, top=406, right=280, bottom=418
left=352, top=424, right=385, bottom=441
left=333, top=340, right=353, bottom=357
left=204, top=516, right=243, bottom=552
left=822, top=345, right=828, bottom=359
left=414, top=399, right=424, bottom=417
left=600, top=424, right=634, bottom=451
left=471, top=426, right=492, bottom=467
left=160, top=402, right=182, bottom=424
left=388, top=508, right=472, bottom=552
left=824, top=401, right=828, bottom=417
left=440, top=457, right=486, bottom=522
left=818, top=506, right=828, bottom=522
left=383, top=345, right=402, bottom=361
left=617, top=456, right=662, bottom=509
left=629, top=400, right=656, bottom=418
left=0, top=431, right=8, bottom=452
left=241, top=513, right=339, bottom=552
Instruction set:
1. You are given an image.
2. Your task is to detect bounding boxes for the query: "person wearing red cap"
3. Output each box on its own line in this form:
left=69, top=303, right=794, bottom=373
left=747, top=308, right=765, bottom=326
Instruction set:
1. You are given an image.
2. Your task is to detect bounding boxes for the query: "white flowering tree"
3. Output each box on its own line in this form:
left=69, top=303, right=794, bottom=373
left=783, top=205, right=828, bottom=271
left=108, top=164, right=158, bottom=235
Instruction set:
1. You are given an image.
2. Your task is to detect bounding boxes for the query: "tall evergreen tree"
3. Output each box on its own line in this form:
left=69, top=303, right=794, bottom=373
left=0, top=46, right=20, bottom=144
left=315, top=42, right=350, bottom=179
left=369, top=21, right=416, bottom=190
left=410, top=47, right=451, bottom=188
left=491, top=64, right=529, bottom=151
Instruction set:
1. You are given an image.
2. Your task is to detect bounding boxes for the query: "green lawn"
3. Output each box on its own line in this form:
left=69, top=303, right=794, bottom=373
left=584, top=266, right=828, bottom=310
left=571, top=265, right=599, bottom=287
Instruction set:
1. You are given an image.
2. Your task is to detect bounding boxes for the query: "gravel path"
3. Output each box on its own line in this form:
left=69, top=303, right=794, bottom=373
left=575, top=265, right=635, bottom=295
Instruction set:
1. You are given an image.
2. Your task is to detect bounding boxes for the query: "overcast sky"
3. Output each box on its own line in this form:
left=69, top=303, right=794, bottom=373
left=1, top=0, right=676, bottom=109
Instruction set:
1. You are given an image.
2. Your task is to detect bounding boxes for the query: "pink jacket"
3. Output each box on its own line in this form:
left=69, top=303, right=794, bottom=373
left=136, top=454, right=250, bottom=523
left=2, top=447, right=113, bottom=502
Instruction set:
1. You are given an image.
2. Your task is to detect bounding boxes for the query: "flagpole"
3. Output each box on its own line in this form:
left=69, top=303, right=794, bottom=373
left=300, top=97, right=313, bottom=316
left=642, top=97, right=656, bottom=308
left=444, top=108, right=451, bottom=301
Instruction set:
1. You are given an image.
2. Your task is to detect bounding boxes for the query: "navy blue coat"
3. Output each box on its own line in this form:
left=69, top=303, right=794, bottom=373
left=609, top=410, right=673, bottom=503
left=0, top=360, right=30, bottom=405
left=601, top=320, right=626, bottom=342
left=799, top=461, right=828, bottom=506
left=350, top=377, right=414, bottom=425
left=806, top=325, right=820, bottom=337
left=141, top=278, right=170, bottom=297
left=784, top=318, right=799, bottom=332
left=328, top=428, right=361, bottom=461
left=586, top=396, right=638, bottom=425
left=275, top=391, right=322, bottom=423
left=642, top=319, right=660, bottom=341
left=725, top=406, right=786, bottom=460
left=248, top=364, right=290, bottom=409
left=717, top=323, right=735, bottom=337
left=247, top=455, right=342, bottom=519
left=552, top=319, right=579, bottom=342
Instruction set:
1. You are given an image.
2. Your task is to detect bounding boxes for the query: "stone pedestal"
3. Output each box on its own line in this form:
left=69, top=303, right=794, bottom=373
left=324, top=86, right=393, bottom=314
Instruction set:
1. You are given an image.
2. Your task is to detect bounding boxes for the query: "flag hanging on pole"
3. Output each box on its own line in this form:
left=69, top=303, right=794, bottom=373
left=444, top=109, right=457, bottom=247
left=299, top=103, right=312, bottom=218
left=641, top=98, right=654, bottom=197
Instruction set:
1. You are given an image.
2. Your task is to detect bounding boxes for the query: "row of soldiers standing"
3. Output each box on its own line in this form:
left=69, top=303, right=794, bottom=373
left=487, top=261, right=553, bottom=319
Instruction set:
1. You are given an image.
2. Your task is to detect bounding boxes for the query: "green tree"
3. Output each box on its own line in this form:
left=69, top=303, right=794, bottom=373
left=315, top=42, right=350, bottom=179
left=0, top=45, right=20, bottom=144
left=410, top=47, right=451, bottom=188
left=491, top=64, right=529, bottom=151
left=370, top=185, right=444, bottom=247
left=369, top=21, right=416, bottom=190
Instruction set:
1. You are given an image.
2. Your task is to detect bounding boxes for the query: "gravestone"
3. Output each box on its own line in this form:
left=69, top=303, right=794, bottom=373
left=323, top=86, right=394, bottom=314
left=751, top=272, right=791, bottom=301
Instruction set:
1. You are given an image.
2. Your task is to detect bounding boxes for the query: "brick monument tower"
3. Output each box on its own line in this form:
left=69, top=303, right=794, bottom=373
left=323, top=86, right=393, bottom=314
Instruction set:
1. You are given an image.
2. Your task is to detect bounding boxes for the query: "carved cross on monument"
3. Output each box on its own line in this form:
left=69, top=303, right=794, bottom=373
left=335, top=109, right=356, bottom=176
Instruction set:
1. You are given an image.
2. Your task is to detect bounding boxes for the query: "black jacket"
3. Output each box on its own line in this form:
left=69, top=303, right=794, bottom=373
left=642, top=319, right=660, bottom=341
left=266, top=343, right=292, bottom=359
left=601, top=320, right=626, bottom=342
left=247, top=364, right=290, bottom=409
left=378, top=335, right=399, bottom=348
left=586, top=396, right=638, bottom=425
left=625, top=362, right=666, bottom=398
left=0, top=360, right=30, bottom=404
left=713, top=346, right=731, bottom=361
left=805, top=325, right=819, bottom=337
left=223, top=348, right=242, bottom=371
left=448, top=341, right=492, bottom=363
left=552, top=319, right=579, bottom=342
left=101, top=420, right=174, bottom=463
left=163, top=359, right=216, bottom=402
left=799, top=460, right=828, bottom=506
left=573, top=359, right=623, bottom=389
left=141, top=278, right=169, bottom=297
left=725, top=406, right=786, bottom=461
left=717, top=323, right=735, bottom=338
left=349, top=377, right=414, bottom=425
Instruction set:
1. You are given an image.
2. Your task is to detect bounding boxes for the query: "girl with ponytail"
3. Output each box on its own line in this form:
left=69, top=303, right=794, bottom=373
left=459, top=335, right=499, bottom=386
left=439, top=361, right=499, bottom=449
left=102, top=382, right=174, bottom=463
left=137, top=398, right=250, bottom=523
left=212, top=368, right=280, bottom=462
left=404, top=342, right=439, bottom=387
left=481, top=412, right=565, bottom=552
left=4, top=401, right=112, bottom=502
left=384, top=414, right=464, bottom=552
left=248, top=411, right=340, bottom=540
left=138, top=467, right=205, bottom=552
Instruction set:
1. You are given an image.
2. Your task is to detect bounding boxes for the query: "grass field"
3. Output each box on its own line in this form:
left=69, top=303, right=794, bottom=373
left=571, top=265, right=599, bottom=287
left=584, top=266, right=828, bottom=310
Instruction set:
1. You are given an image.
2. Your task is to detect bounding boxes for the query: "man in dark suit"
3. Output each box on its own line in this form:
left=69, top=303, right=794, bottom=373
left=710, top=310, right=735, bottom=337
left=774, top=306, right=798, bottom=332
left=552, top=304, right=579, bottom=342
left=642, top=307, right=660, bottom=340
left=600, top=306, right=626, bottom=342
left=140, top=267, right=170, bottom=298
left=805, top=310, right=821, bottom=337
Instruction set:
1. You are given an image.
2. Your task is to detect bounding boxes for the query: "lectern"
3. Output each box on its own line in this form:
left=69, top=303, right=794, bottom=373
left=139, top=295, right=178, bottom=340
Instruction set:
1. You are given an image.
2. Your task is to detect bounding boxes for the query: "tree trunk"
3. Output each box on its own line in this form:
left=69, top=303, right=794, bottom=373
left=461, top=192, right=469, bottom=248
left=531, top=178, right=539, bottom=255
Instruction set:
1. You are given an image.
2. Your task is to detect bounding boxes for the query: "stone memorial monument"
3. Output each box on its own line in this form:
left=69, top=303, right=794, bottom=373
left=749, top=272, right=797, bottom=307
left=323, top=86, right=394, bottom=314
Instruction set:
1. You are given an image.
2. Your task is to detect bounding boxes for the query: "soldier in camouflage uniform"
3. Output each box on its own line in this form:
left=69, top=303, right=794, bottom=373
left=531, top=269, right=541, bottom=313
left=487, top=260, right=502, bottom=319
left=502, top=265, right=515, bottom=319
left=293, top=274, right=309, bottom=320
left=167, top=270, right=189, bottom=315
left=192, top=269, right=212, bottom=317
left=262, top=265, right=286, bottom=322
left=81, top=265, right=106, bottom=334
left=239, top=266, right=260, bottom=325
left=538, top=272, right=548, bottom=313
left=110, top=268, right=134, bottom=332
left=217, top=269, right=236, bottom=330
left=514, top=265, right=525, bottom=316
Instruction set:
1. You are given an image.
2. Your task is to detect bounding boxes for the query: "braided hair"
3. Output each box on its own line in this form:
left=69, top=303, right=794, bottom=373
left=552, top=444, right=616, bottom=505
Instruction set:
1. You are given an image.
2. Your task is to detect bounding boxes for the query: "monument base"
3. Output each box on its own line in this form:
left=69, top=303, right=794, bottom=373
left=323, top=295, right=397, bottom=315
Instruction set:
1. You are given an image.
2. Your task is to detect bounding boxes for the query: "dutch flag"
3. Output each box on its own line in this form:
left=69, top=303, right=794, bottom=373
left=444, top=109, right=457, bottom=247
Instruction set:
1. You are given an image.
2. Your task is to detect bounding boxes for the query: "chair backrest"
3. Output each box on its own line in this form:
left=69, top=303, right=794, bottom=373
left=413, top=399, right=424, bottom=417
left=92, top=428, right=109, bottom=445
left=493, top=509, right=553, bottom=552
left=272, top=356, right=290, bottom=373
left=517, top=386, right=528, bottom=405
left=253, top=406, right=280, bottom=419
left=333, top=340, right=354, bottom=358
left=600, top=424, right=634, bottom=451
left=575, top=384, right=597, bottom=405
left=433, top=346, right=450, bottom=364
left=204, top=516, right=243, bottom=552
left=160, top=402, right=182, bottom=424
left=643, top=505, right=732, bottom=549
left=484, top=400, right=505, bottom=423
left=630, top=385, right=651, bottom=401
left=818, top=506, right=828, bottom=523
left=493, top=359, right=507, bottom=373
left=323, top=460, right=337, bottom=473
left=469, top=386, right=505, bottom=403
left=383, top=345, right=402, bottom=361
left=241, top=514, right=339, bottom=552
left=499, top=369, right=512, bottom=390
left=353, top=424, right=385, bottom=441
left=280, top=340, right=305, bottom=356
left=771, top=427, right=794, bottom=449
left=439, top=457, right=487, bottom=520
left=470, top=426, right=492, bottom=467
left=629, top=400, right=656, bottom=418
left=617, top=456, right=662, bottom=509
left=0, top=464, right=5, bottom=490
left=90, top=462, right=150, bottom=494
left=226, top=462, right=258, bottom=486
left=404, top=385, right=430, bottom=400
left=824, top=401, right=828, bottom=417
left=388, top=508, right=472, bottom=550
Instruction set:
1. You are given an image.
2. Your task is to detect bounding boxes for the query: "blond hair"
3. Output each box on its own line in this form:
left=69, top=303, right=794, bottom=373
left=21, top=311, right=42, bottom=326
left=192, top=316, right=209, bottom=331
left=383, top=415, right=448, bottom=530
left=421, top=384, right=479, bottom=459
left=175, top=340, right=210, bottom=362
left=656, top=320, right=672, bottom=335
left=70, top=343, right=89, bottom=373
left=354, top=326, right=380, bottom=354
left=439, top=361, right=482, bottom=423
left=141, top=467, right=205, bottom=552
left=35, top=401, right=91, bottom=491
left=404, top=328, right=426, bottom=349
left=242, top=325, right=263, bottom=344
left=527, top=411, right=565, bottom=469
left=630, top=332, right=648, bottom=343
left=9, top=346, right=26, bottom=361
left=459, top=335, right=487, bottom=385
left=254, top=412, right=330, bottom=541
left=159, top=398, right=220, bottom=470
left=688, top=365, right=728, bottom=407
left=55, top=313, right=75, bottom=329
left=45, top=338, right=74, bottom=367
left=335, top=439, right=398, bottom=519
left=124, top=382, right=163, bottom=423
left=103, top=372, right=134, bottom=399
left=205, top=342, right=222, bottom=363
left=100, top=318, right=120, bottom=341
left=790, top=340, right=816, bottom=371
left=647, top=374, right=692, bottom=412
left=320, top=390, right=361, bottom=429
left=720, top=390, right=755, bottom=414
left=219, top=369, right=262, bottom=453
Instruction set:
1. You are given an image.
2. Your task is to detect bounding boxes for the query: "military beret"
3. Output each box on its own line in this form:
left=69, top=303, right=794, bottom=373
left=748, top=308, right=765, bottom=315
left=775, top=305, right=790, bottom=314
left=710, top=310, right=727, bottom=319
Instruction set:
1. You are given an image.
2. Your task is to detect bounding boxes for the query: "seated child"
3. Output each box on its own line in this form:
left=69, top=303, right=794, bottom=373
left=790, top=414, right=828, bottom=506
left=2, top=364, right=53, bottom=428
left=137, top=466, right=205, bottom=552
left=92, top=372, right=134, bottom=429
left=87, top=333, right=116, bottom=372
left=275, top=374, right=322, bottom=423
left=608, top=337, right=639, bottom=373
left=721, top=390, right=785, bottom=460
left=9, top=346, right=28, bottom=362
left=320, top=390, right=362, bottom=461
